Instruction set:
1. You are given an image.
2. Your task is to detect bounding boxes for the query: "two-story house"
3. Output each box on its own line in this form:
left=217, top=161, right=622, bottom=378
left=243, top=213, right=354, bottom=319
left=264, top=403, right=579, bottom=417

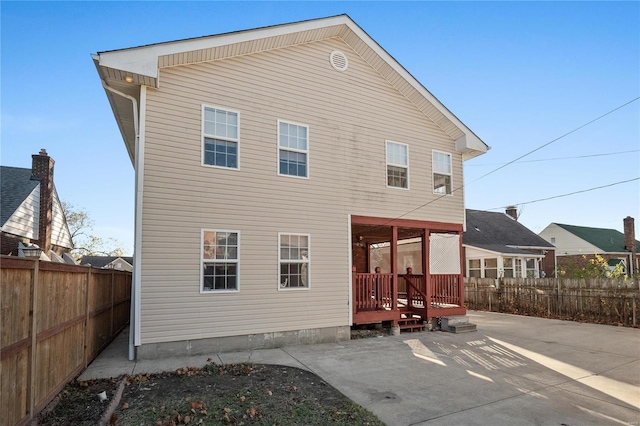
left=93, top=15, right=488, bottom=359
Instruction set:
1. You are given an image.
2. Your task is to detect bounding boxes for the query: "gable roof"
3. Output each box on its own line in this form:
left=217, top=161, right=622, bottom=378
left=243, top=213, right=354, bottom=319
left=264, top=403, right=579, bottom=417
left=1, top=166, right=40, bottom=226
left=80, top=256, right=134, bottom=268
left=463, top=209, right=555, bottom=255
left=93, top=14, right=489, bottom=164
left=554, top=223, right=640, bottom=253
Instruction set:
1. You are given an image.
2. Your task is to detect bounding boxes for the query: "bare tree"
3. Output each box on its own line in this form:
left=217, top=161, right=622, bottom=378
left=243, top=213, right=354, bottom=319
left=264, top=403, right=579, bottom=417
left=62, top=201, right=126, bottom=261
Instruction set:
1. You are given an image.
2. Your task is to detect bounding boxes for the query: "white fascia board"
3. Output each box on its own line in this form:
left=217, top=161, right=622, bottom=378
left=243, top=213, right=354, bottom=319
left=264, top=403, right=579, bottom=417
left=97, top=15, right=352, bottom=80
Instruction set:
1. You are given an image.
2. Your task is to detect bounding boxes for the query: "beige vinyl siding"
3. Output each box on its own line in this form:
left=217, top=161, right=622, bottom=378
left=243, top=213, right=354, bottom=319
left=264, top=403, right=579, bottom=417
left=1, top=185, right=39, bottom=239
left=139, top=38, right=465, bottom=344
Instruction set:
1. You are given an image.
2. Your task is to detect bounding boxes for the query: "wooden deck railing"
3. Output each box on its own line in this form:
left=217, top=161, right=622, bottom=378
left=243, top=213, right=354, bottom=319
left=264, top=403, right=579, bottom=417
left=404, top=274, right=426, bottom=309
left=353, top=272, right=394, bottom=311
left=352, top=270, right=465, bottom=323
left=432, top=274, right=461, bottom=305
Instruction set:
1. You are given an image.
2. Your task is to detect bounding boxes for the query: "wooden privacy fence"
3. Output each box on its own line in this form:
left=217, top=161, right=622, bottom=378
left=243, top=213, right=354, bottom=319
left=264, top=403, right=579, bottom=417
left=465, top=277, right=640, bottom=327
left=1, top=256, right=132, bottom=426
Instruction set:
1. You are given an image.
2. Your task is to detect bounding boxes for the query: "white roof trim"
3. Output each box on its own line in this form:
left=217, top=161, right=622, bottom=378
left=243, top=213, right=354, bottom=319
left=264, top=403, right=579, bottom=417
left=95, top=15, right=489, bottom=159
left=97, top=15, right=351, bottom=80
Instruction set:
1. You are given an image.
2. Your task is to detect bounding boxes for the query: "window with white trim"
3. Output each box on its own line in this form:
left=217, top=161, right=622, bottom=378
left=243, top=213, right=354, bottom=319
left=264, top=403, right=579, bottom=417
left=386, top=141, right=408, bottom=188
left=279, top=233, right=309, bottom=289
left=433, top=151, right=452, bottom=194
left=468, top=259, right=481, bottom=278
left=203, top=106, right=239, bottom=169
left=526, top=258, right=538, bottom=278
left=278, top=121, right=308, bottom=178
left=484, top=258, right=498, bottom=278
left=202, top=230, right=239, bottom=291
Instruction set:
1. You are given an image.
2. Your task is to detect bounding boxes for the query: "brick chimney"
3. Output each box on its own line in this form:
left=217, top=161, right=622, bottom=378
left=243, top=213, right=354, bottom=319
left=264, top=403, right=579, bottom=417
left=624, top=216, right=636, bottom=268
left=31, top=149, right=54, bottom=253
left=505, top=206, right=518, bottom=221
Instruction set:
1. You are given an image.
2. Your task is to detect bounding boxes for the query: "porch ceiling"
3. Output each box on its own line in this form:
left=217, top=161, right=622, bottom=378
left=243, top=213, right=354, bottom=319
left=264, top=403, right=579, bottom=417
left=353, top=225, right=423, bottom=245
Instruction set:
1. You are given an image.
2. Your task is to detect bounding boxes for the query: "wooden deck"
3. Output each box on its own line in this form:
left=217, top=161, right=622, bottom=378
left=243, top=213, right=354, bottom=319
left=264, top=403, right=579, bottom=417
left=352, top=271, right=466, bottom=325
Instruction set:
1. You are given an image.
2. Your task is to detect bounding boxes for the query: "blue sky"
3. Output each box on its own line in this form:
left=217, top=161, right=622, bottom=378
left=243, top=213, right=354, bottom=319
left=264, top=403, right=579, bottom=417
left=2, top=1, right=639, bottom=254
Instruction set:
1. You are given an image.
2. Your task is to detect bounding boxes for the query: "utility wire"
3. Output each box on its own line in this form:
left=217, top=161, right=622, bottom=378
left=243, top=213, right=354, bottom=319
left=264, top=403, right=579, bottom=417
left=485, top=177, right=639, bottom=210
left=393, top=96, right=640, bottom=221
left=470, top=96, right=640, bottom=183
left=466, top=149, right=640, bottom=167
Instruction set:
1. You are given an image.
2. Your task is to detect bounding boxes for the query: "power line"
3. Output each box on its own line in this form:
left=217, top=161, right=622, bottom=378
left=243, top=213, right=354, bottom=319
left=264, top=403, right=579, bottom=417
left=485, top=177, right=639, bottom=210
left=470, top=97, right=640, bottom=183
left=466, top=149, right=640, bottom=167
left=393, top=96, right=640, bottom=221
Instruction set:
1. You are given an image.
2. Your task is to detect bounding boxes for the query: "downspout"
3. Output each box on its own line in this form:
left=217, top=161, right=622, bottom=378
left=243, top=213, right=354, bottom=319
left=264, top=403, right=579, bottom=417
left=101, top=80, right=140, bottom=361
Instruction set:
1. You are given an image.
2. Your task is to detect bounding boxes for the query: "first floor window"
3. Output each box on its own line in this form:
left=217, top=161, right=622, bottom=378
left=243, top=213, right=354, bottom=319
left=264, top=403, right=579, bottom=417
left=386, top=141, right=409, bottom=188
left=433, top=151, right=452, bottom=194
left=468, top=259, right=481, bottom=278
left=503, top=258, right=513, bottom=277
left=526, top=259, right=538, bottom=278
left=278, top=121, right=308, bottom=177
left=279, top=233, right=309, bottom=289
left=203, top=106, right=239, bottom=169
left=484, top=258, right=498, bottom=278
left=202, top=230, right=239, bottom=291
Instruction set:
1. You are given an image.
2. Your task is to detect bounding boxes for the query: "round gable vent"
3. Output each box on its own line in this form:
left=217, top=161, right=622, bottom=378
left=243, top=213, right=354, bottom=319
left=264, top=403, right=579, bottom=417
left=329, top=50, right=348, bottom=72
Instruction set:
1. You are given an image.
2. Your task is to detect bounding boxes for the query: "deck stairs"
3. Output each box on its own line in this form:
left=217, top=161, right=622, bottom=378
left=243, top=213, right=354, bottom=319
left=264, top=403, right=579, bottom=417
left=398, top=313, right=424, bottom=332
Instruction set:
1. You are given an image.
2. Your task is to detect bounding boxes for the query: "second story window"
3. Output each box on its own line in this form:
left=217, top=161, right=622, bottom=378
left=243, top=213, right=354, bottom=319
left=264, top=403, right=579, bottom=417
left=386, top=141, right=408, bottom=189
left=203, top=106, right=239, bottom=169
left=433, top=151, right=452, bottom=194
left=278, top=120, right=308, bottom=178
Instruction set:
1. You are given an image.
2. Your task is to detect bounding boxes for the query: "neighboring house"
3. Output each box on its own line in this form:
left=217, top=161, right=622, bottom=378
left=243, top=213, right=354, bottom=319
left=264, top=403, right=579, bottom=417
left=80, top=256, right=134, bottom=272
left=539, top=217, right=639, bottom=276
left=463, top=208, right=556, bottom=279
left=1, top=150, right=73, bottom=261
left=93, top=15, right=489, bottom=359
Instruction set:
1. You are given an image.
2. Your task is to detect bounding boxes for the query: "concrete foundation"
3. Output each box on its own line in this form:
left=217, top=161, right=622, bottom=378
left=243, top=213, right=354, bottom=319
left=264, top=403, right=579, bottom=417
left=136, top=325, right=351, bottom=360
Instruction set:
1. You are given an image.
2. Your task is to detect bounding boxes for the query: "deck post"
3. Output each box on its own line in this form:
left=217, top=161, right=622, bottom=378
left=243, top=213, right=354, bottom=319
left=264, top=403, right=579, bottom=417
left=423, top=228, right=431, bottom=319
left=458, top=231, right=465, bottom=309
left=352, top=266, right=357, bottom=317
left=391, top=226, right=398, bottom=312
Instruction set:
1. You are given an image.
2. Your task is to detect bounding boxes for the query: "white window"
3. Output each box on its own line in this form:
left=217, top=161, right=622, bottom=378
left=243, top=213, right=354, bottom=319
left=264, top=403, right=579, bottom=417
left=433, top=151, right=452, bottom=194
left=202, top=230, right=239, bottom=292
left=484, top=258, right=498, bottom=278
left=468, top=259, right=481, bottom=278
left=278, top=120, right=308, bottom=178
left=386, top=141, right=409, bottom=189
left=526, top=258, right=538, bottom=278
left=203, top=106, right=239, bottom=169
left=279, top=233, right=309, bottom=289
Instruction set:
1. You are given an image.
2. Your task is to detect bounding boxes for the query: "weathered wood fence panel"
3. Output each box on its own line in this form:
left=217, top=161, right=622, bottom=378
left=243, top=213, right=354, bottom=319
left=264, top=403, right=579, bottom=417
left=464, top=277, right=639, bottom=326
left=0, top=256, right=132, bottom=426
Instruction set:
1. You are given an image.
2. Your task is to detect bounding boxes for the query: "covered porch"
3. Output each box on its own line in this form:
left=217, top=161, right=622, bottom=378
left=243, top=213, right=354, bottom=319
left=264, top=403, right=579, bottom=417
left=351, top=215, right=466, bottom=327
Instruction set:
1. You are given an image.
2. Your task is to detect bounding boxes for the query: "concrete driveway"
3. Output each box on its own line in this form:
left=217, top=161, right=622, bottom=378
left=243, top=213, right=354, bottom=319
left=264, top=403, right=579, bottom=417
left=83, top=311, right=640, bottom=425
left=277, top=312, right=640, bottom=425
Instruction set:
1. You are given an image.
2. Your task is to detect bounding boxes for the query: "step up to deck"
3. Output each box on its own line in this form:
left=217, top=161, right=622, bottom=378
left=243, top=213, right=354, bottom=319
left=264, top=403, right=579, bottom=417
left=398, top=315, right=424, bottom=333
left=441, top=316, right=477, bottom=333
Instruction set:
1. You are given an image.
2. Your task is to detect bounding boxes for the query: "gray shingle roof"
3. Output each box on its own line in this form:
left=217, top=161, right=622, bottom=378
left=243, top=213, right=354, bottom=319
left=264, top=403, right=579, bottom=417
left=1, top=166, right=39, bottom=226
left=463, top=209, right=555, bottom=254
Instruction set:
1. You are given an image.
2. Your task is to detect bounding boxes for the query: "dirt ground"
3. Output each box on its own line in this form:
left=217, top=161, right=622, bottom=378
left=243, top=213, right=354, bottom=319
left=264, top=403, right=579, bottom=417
left=38, top=362, right=385, bottom=426
left=37, top=327, right=389, bottom=426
